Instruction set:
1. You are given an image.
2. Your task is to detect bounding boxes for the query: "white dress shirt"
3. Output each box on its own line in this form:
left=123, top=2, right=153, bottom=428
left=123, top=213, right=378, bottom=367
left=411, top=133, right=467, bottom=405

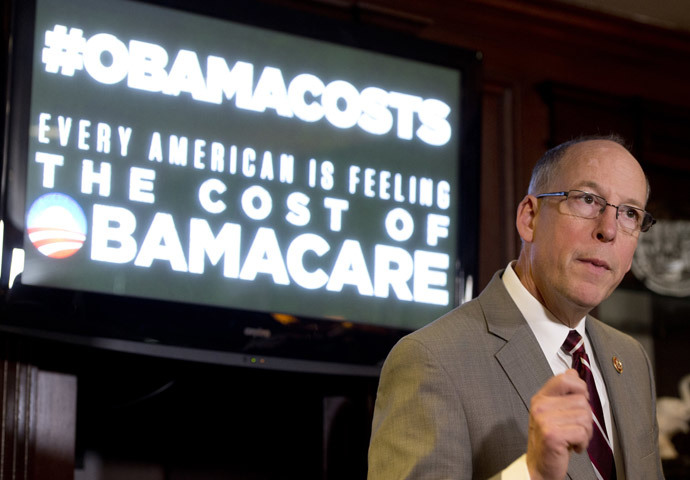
left=499, top=263, right=614, bottom=479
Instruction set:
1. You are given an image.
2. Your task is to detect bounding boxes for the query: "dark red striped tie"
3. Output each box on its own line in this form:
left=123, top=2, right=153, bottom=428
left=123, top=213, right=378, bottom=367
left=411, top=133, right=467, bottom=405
left=561, top=330, right=616, bottom=480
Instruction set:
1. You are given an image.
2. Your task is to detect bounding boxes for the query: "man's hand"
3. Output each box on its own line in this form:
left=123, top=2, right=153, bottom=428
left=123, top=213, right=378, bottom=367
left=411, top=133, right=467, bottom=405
left=526, top=369, right=593, bottom=480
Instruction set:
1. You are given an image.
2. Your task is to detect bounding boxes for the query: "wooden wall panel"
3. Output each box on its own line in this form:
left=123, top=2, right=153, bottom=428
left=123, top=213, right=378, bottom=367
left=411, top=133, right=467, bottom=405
left=33, top=371, right=76, bottom=480
left=0, top=337, right=76, bottom=480
left=1, top=337, right=36, bottom=480
left=479, top=81, right=519, bottom=286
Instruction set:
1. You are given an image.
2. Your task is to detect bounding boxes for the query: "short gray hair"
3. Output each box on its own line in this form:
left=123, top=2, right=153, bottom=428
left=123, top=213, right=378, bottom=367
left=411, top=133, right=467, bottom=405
left=527, top=134, right=645, bottom=197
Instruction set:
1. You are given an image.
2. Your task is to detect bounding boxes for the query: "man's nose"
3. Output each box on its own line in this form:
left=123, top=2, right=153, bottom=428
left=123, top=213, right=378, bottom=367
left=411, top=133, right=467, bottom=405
left=595, top=204, right=618, bottom=242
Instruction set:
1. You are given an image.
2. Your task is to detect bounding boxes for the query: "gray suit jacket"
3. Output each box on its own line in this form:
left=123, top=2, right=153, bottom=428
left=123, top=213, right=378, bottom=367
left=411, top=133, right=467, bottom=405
left=368, top=271, right=664, bottom=479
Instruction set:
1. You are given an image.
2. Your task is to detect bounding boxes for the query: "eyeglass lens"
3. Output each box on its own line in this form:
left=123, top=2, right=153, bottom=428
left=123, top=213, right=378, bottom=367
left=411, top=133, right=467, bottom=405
left=566, top=191, right=649, bottom=232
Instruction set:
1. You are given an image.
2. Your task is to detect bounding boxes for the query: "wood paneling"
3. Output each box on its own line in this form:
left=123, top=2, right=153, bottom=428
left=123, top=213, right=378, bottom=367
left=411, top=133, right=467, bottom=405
left=479, top=81, right=519, bottom=286
left=0, top=337, right=76, bottom=480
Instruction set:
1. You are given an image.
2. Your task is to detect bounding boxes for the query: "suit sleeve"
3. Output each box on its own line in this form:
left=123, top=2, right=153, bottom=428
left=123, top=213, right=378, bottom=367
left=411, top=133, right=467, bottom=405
left=368, top=335, right=473, bottom=479
left=368, top=336, right=525, bottom=479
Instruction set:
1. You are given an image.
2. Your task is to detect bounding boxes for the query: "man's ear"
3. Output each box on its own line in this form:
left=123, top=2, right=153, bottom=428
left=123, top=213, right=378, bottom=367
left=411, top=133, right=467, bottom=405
left=516, top=195, right=538, bottom=243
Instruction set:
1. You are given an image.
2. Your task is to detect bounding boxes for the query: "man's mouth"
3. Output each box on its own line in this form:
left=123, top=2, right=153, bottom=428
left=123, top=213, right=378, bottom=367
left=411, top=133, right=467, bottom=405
left=579, top=258, right=611, bottom=270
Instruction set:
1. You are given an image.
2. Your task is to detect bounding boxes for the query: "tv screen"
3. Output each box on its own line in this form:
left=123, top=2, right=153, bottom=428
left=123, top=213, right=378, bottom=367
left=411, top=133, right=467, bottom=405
left=1, top=0, right=480, bottom=374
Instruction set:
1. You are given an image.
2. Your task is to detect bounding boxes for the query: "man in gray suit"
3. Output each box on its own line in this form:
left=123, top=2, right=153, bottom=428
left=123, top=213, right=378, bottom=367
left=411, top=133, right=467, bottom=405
left=368, top=137, right=664, bottom=479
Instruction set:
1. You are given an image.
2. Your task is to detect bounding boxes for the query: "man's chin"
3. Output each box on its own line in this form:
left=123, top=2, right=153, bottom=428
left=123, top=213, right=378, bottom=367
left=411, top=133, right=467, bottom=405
left=567, top=285, right=614, bottom=313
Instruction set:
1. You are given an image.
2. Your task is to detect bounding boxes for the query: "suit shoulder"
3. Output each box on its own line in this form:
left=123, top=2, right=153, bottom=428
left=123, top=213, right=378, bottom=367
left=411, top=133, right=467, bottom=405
left=588, top=316, right=643, bottom=348
left=416, top=297, right=485, bottom=333
left=395, top=298, right=490, bottom=357
left=587, top=316, right=652, bottom=369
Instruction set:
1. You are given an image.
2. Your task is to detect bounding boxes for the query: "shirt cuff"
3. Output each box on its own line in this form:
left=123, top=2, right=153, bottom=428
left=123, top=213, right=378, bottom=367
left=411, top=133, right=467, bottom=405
left=501, top=453, right=531, bottom=479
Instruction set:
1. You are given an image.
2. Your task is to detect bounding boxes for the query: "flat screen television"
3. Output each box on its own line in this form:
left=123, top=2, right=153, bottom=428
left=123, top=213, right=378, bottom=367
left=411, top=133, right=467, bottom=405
left=0, top=0, right=481, bottom=375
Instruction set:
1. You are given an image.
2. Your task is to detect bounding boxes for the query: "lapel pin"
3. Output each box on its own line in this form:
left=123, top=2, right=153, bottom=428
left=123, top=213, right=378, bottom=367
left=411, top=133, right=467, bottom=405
left=612, top=356, right=623, bottom=374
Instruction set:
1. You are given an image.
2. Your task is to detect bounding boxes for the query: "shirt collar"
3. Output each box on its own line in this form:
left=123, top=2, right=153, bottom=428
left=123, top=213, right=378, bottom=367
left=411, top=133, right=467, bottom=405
left=502, top=262, right=586, bottom=362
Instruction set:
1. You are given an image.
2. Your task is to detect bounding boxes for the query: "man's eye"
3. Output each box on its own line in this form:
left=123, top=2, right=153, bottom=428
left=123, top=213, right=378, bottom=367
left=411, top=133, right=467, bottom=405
left=582, top=194, right=595, bottom=204
left=623, top=208, right=640, bottom=220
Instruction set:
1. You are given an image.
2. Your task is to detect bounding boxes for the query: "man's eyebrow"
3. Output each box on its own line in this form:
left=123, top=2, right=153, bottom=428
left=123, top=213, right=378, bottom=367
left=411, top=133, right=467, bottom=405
left=574, top=181, right=644, bottom=207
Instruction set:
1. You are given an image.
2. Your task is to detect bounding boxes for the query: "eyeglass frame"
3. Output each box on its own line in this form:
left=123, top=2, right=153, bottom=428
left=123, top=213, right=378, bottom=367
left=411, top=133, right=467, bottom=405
left=534, top=189, right=656, bottom=233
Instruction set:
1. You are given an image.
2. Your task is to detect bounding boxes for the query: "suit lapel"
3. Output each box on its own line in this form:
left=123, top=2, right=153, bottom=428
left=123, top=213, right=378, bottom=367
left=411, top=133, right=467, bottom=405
left=479, top=271, right=553, bottom=410
left=478, top=272, right=598, bottom=479
left=586, top=318, right=630, bottom=477
left=478, top=273, right=554, bottom=411
left=493, top=326, right=553, bottom=411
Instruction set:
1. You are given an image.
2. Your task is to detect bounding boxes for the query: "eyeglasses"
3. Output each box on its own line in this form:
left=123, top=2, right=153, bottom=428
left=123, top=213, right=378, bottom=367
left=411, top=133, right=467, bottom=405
left=535, top=190, right=656, bottom=234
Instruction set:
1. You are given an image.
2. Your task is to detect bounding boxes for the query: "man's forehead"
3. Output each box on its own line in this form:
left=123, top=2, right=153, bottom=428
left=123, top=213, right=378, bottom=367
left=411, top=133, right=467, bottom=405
left=564, top=139, right=627, bottom=160
left=556, top=141, right=647, bottom=203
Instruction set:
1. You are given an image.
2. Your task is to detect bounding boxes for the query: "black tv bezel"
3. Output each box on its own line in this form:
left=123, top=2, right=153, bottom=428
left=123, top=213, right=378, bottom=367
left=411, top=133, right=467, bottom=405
left=0, top=0, right=481, bottom=376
